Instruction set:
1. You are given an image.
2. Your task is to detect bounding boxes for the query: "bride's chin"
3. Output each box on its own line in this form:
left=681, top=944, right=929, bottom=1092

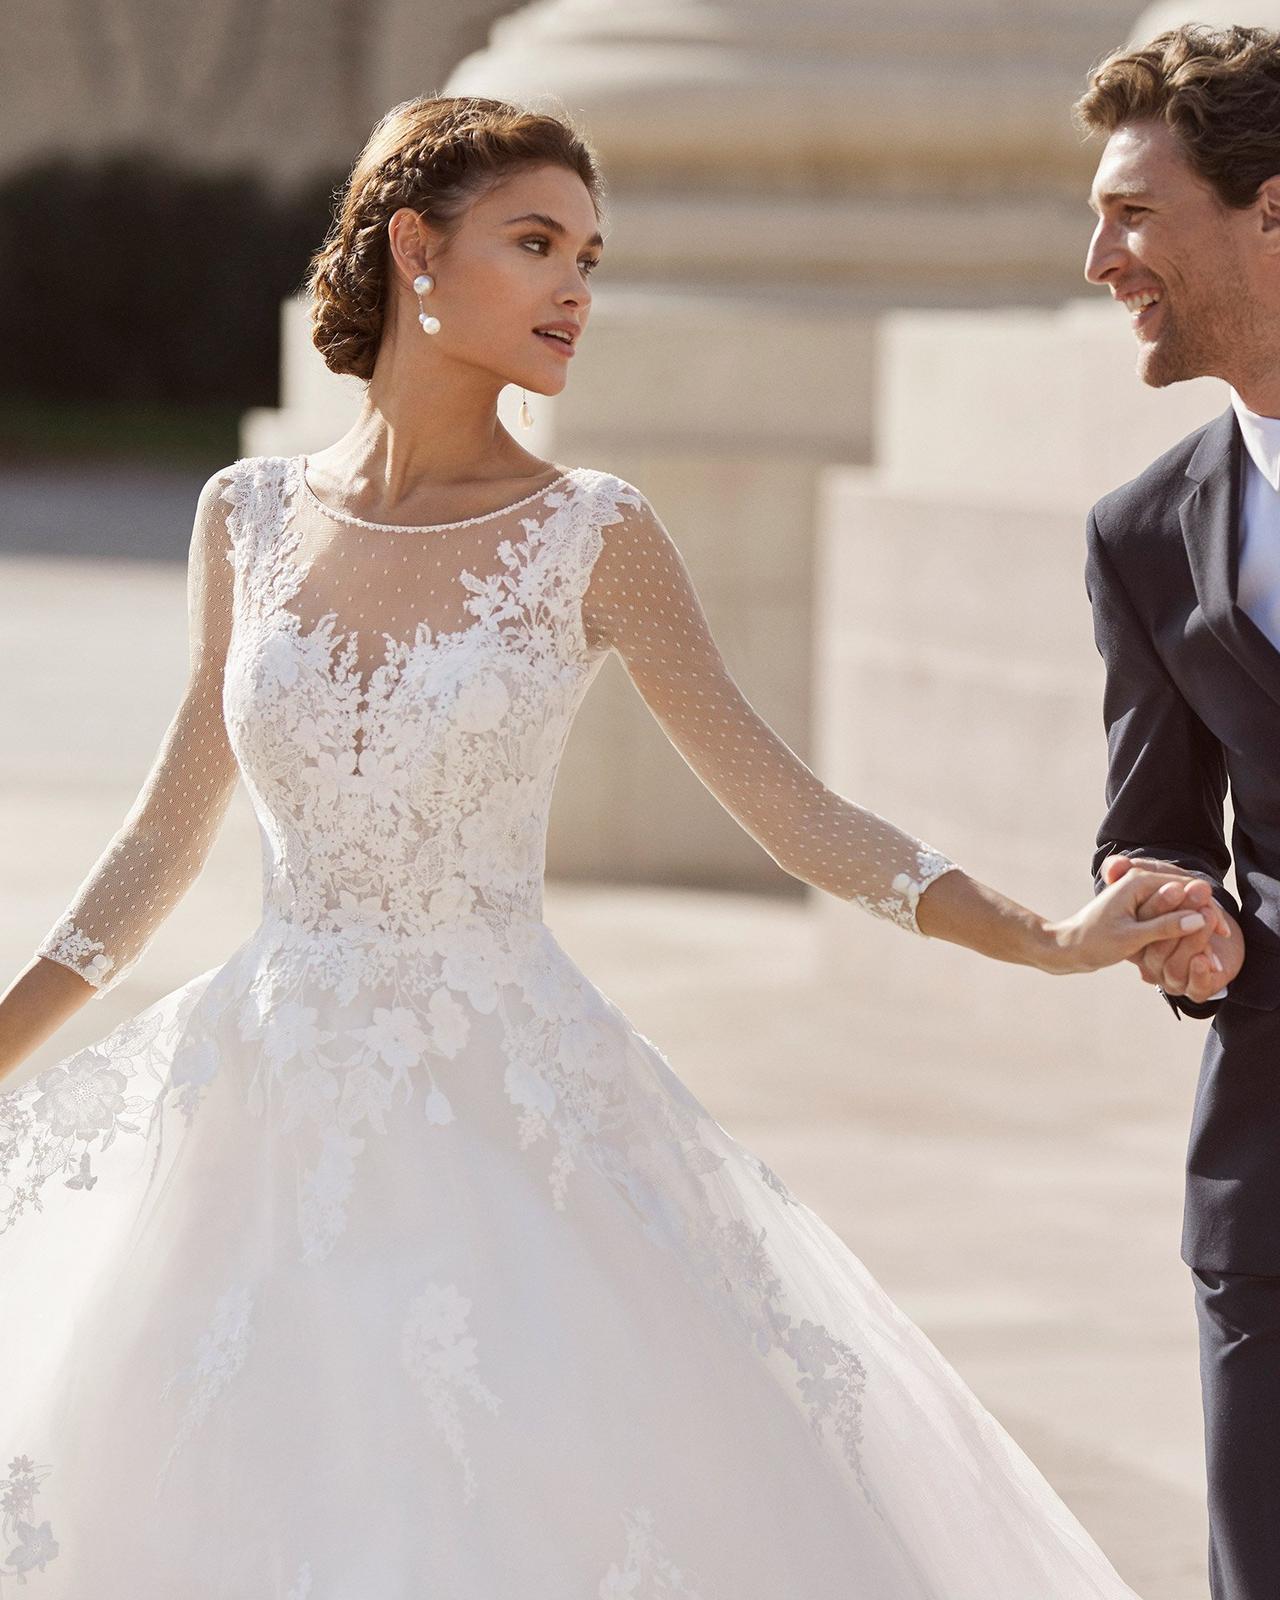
left=522, top=377, right=568, bottom=400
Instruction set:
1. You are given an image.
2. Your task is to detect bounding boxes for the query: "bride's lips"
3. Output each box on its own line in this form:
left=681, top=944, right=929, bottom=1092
left=533, top=330, right=575, bottom=359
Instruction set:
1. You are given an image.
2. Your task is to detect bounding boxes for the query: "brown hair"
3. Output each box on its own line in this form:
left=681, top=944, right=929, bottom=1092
left=1073, top=23, right=1280, bottom=208
left=306, top=95, right=605, bottom=381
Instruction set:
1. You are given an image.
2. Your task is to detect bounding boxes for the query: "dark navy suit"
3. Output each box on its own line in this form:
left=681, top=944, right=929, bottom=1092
left=1086, top=407, right=1280, bottom=1599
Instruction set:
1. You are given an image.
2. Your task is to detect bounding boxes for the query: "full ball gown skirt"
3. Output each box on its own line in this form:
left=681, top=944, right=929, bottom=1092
left=0, top=455, right=1142, bottom=1597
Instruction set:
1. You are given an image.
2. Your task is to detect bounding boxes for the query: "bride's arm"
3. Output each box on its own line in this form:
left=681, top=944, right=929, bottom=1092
left=910, top=857, right=1223, bottom=971
left=579, top=484, right=1215, bottom=976
left=0, top=466, right=243, bottom=1074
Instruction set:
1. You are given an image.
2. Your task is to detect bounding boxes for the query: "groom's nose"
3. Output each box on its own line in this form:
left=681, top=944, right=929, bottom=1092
left=1084, top=218, right=1127, bottom=286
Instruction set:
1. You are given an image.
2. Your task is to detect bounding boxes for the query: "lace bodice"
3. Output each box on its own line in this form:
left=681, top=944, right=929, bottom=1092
left=33, top=454, right=958, bottom=999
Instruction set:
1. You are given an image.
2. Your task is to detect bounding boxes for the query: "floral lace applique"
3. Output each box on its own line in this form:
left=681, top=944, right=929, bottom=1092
left=511, top=997, right=876, bottom=1501
left=35, top=912, right=116, bottom=989
left=0, top=1456, right=59, bottom=1589
left=871, top=846, right=958, bottom=932
left=0, top=992, right=201, bottom=1236
left=399, top=1281, right=502, bottom=1504
left=598, top=1505, right=705, bottom=1599
left=499, top=986, right=637, bottom=1209
left=222, top=458, right=613, bottom=981
left=755, top=1154, right=799, bottom=1205
left=233, top=973, right=474, bottom=1263
left=156, top=1283, right=256, bottom=1490
left=285, top=1559, right=313, bottom=1599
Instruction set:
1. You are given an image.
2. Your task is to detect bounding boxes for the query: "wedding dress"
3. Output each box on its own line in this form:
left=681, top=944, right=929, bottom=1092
left=0, top=454, right=1141, bottom=1598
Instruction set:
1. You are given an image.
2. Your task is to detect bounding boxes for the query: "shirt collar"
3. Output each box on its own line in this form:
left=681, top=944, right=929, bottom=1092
left=1230, top=389, right=1280, bottom=492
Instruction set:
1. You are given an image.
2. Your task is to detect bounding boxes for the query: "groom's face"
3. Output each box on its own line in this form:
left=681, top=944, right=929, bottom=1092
left=1084, top=119, right=1257, bottom=388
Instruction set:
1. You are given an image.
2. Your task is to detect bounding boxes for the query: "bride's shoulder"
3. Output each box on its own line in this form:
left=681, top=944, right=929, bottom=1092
left=558, top=469, right=684, bottom=588
left=191, top=458, right=249, bottom=519
left=196, top=453, right=285, bottom=499
left=186, top=456, right=295, bottom=567
left=563, top=464, right=661, bottom=527
left=201, top=453, right=301, bottom=520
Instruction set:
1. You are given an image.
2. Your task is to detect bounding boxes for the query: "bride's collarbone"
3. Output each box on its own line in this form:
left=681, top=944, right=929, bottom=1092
left=302, top=456, right=565, bottom=527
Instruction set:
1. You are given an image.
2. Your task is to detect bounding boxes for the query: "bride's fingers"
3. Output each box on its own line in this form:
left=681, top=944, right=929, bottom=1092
left=1138, top=878, right=1201, bottom=918
left=1120, top=872, right=1192, bottom=920
left=1126, top=907, right=1208, bottom=949
left=1153, top=879, right=1232, bottom=938
left=1127, top=874, right=1232, bottom=936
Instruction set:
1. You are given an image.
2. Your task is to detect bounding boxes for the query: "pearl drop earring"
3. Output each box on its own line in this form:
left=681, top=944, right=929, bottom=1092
left=519, top=390, right=533, bottom=430
left=413, top=271, right=439, bottom=335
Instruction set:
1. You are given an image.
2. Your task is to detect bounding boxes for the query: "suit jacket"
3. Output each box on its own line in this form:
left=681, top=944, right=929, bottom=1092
left=1087, top=405, right=1280, bottom=1270
left=1087, top=405, right=1280, bottom=1017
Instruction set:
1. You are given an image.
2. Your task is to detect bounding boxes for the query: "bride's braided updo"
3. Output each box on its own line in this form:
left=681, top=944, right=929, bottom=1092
left=306, top=95, right=605, bottom=382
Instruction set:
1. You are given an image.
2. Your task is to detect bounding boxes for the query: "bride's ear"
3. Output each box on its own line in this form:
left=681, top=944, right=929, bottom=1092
left=387, top=207, right=442, bottom=291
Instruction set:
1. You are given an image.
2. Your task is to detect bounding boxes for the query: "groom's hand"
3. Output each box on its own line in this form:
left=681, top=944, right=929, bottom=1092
left=1101, top=856, right=1244, bottom=1003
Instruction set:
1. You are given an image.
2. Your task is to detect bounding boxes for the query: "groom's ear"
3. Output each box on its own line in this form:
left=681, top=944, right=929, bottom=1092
left=1255, top=173, right=1280, bottom=247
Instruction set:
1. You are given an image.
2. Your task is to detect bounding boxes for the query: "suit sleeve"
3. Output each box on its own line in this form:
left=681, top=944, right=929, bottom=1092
left=1085, top=504, right=1235, bottom=1020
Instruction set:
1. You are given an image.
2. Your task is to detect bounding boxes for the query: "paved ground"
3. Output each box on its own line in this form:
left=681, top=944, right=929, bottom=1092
left=0, top=486, right=1213, bottom=1597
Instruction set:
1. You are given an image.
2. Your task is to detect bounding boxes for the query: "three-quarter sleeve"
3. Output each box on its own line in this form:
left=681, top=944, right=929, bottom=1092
left=580, top=484, right=960, bottom=932
left=33, top=465, right=243, bottom=996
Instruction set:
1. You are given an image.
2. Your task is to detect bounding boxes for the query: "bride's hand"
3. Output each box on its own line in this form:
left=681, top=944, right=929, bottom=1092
left=1043, top=868, right=1227, bottom=975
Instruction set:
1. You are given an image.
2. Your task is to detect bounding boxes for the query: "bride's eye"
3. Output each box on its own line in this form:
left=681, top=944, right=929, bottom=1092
left=521, top=236, right=600, bottom=276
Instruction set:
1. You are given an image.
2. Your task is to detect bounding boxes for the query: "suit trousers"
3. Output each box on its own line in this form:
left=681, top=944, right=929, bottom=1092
left=1193, top=1266, right=1280, bottom=1600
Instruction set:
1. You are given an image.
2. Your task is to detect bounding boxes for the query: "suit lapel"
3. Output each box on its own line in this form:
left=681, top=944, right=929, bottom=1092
left=1181, top=406, right=1280, bottom=709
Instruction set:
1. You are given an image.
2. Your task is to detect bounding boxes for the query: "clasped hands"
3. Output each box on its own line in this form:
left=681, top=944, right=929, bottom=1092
left=1102, top=855, right=1245, bottom=1004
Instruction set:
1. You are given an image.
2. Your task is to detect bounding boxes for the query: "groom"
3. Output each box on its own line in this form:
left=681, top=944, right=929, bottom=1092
left=1076, top=22, right=1280, bottom=1600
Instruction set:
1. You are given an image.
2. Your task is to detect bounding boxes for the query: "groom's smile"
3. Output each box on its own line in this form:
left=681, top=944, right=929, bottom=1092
left=1113, top=284, right=1166, bottom=340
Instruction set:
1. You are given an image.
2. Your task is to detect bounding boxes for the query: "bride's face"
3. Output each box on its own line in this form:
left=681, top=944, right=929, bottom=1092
left=391, top=163, right=603, bottom=396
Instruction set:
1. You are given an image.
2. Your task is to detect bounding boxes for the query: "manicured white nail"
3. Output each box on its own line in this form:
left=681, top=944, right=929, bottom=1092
left=1180, top=912, right=1206, bottom=931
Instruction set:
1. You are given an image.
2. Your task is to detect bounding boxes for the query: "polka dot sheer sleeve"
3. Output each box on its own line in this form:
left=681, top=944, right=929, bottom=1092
left=33, top=467, right=242, bottom=997
left=580, top=483, right=961, bottom=932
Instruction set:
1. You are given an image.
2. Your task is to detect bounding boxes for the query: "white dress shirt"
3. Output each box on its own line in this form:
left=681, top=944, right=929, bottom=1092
left=1231, top=388, right=1280, bottom=651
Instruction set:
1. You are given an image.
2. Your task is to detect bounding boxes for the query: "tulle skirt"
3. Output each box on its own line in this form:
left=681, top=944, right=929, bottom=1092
left=0, top=915, right=1141, bottom=1598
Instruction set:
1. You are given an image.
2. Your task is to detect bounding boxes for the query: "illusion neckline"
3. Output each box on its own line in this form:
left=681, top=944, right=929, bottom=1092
left=293, top=454, right=575, bottom=533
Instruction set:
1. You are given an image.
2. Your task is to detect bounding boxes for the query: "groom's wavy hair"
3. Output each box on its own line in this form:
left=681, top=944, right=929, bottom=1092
left=306, top=95, right=605, bottom=382
left=1073, top=24, right=1280, bottom=209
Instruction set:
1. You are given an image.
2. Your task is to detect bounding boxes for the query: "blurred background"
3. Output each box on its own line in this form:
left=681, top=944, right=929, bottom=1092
left=2, top=1, right=1263, bottom=1592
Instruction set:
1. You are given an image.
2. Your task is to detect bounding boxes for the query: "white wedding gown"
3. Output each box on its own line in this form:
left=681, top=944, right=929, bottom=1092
left=0, top=454, right=1141, bottom=1598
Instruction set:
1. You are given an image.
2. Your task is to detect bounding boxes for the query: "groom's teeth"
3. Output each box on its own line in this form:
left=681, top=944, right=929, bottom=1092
left=1123, top=291, right=1161, bottom=312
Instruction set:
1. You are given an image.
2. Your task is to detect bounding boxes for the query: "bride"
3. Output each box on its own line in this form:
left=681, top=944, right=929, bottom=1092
left=0, top=95, right=1219, bottom=1598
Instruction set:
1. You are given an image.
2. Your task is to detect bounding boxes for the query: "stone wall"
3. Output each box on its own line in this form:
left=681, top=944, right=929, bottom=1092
left=0, top=0, right=514, bottom=190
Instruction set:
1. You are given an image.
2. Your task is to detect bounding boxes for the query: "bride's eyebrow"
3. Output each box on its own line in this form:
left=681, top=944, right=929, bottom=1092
left=501, top=211, right=604, bottom=251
